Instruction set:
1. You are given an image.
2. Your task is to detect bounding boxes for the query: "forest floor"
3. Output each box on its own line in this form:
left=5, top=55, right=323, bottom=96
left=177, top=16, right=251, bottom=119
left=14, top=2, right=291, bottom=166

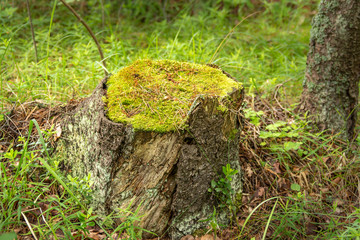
left=1, top=0, right=360, bottom=239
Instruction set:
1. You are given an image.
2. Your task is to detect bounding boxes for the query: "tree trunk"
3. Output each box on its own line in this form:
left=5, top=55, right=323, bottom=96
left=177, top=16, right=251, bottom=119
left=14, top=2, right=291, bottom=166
left=298, top=0, right=360, bottom=139
left=57, top=65, right=243, bottom=239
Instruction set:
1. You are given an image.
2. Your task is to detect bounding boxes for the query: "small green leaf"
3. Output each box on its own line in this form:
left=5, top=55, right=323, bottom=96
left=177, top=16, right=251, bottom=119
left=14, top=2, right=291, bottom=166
left=87, top=221, right=95, bottom=227
left=297, top=149, right=304, bottom=157
left=259, top=131, right=273, bottom=139
left=291, top=183, right=301, bottom=192
left=283, top=142, right=303, bottom=151
left=0, top=7, right=17, bottom=18
left=250, top=118, right=260, bottom=126
left=287, top=132, right=299, bottom=138
left=244, top=109, right=264, bottom=126
left=265, top=125, right=278, bottom=131
left=260, top=131, right=282, bottom=139
left=211, top=180, right=216, bottom=188
left=265, top=121, right=287, bottom=131
left=281, top=126, right=292, bottom=132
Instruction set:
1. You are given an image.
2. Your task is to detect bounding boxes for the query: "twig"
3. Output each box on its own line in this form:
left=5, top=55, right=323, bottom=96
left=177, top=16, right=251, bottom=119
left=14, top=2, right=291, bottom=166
left=38, top=207, right=52, bottom=231
left=100, top=0, right=105, bottom=28
left=21, top=212, right=39, bottom=240
left=274, top=79, right=292, bottom=114
left=59, top=0, right=107, bottom=77
left=26, top=0, right=38, bottom=62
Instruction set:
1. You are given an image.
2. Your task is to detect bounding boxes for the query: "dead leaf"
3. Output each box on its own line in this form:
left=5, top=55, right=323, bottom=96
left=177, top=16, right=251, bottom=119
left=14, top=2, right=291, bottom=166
left=253, top=187, right=265, bottom=198
left=334, top=207, right=344, bottom=215
left=320, top=188, right=329, bottom=193
left=87, top=231, right=106, bottom=240
left=195, top=234, right=221, bottom=240
left=272, top=162, right=281, bottom=174
left=332, top=177, right=341, bottom=186
left=181, top=235, right=195, bottom=240
left=306, top=222, right=318, bottom=235
left=277, top=178, right=289, bottom=191
left=322, top=157, right=331, bottom=165
left=245, top=165, right=253, bottom=177
left=239, top=218, right=246, bottom=227
left=333, top=198, right=344, bottom=206
left=54, top=125, right=62, bottom=141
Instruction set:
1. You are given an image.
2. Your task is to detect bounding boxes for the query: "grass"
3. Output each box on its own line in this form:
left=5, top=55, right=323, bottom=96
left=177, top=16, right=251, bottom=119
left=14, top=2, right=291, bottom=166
left=1, top=0, right=312, bottom=105
left=0, top=122, right=96, bottom=239
left=3, top=0, right=360, bottom=239
left=0, top=119, right=146, bottom=239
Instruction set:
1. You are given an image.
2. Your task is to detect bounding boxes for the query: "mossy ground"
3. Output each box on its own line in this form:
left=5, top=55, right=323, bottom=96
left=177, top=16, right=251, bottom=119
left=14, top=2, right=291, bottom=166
left=105, top=59, right=241, bottom=132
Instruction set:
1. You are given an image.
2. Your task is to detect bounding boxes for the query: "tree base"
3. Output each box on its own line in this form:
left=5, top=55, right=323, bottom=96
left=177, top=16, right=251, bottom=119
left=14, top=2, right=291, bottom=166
left=57, top=76, right=243, bottom=239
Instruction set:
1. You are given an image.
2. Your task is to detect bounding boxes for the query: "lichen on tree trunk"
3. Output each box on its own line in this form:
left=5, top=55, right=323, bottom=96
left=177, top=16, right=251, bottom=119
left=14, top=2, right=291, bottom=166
left=57, top=62, right=244, bottom=239
left=298, top=0, right=360, bottom=139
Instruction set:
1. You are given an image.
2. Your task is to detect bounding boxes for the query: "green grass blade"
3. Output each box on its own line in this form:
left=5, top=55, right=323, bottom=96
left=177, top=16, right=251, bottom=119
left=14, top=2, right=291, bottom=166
left=239, top=196, right=279, bottom=236
left=262, top=198, right=278, bottom=240
left=45, top=0, right=58, bottom=80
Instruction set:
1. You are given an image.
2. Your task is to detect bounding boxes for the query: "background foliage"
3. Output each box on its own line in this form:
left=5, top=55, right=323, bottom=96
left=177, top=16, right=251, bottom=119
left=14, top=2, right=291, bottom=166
left=0, top=0, right=315, bottom=106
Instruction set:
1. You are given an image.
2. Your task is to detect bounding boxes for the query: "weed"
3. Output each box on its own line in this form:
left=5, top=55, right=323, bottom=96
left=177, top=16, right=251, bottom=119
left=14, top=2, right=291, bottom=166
left=208, top=162, right=241, bottom=236
left=254, top=117, right=313, bottom=161
left=209, top=163, right=239, bottom=210
left=244, top=108, right=264, bottom=126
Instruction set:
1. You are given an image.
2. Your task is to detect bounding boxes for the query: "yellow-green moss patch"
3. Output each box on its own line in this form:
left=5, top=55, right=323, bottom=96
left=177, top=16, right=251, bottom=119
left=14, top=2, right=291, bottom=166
left=105, top=59, right=241, bottom=132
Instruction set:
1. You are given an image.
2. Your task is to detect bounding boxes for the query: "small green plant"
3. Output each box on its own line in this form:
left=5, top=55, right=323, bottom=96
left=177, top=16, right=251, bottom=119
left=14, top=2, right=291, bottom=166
left=290, top=183, right=301, bottom=192
left=104, top=201, right=153, bottom=239
left=337, top=209, right=360, bottom=239
left=67, top=173, right=93, bottom=204
left=209, top=163, right=239, bottom=209
left=206, top=163, right=241, bottom=237
left=244, top=108, right=264, bottom=127
left=76, top=207, right=97, bottom=231
left=260, top=120, right=298, bottom=138
left=259, top=120, right=305, bottom=154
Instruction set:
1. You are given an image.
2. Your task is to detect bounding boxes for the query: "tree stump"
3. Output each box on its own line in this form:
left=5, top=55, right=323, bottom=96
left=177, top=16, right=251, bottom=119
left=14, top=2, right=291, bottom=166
left=57, top=60, right=244, bottom=239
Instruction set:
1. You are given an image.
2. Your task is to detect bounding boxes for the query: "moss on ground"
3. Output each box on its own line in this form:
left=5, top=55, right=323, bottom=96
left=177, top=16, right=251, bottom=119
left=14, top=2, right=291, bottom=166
left=105, top=59, right=241, bottom=132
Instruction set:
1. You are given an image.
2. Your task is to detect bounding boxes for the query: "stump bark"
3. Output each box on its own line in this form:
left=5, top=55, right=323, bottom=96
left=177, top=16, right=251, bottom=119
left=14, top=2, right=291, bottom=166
left=57, top=64, right=243, bottom=239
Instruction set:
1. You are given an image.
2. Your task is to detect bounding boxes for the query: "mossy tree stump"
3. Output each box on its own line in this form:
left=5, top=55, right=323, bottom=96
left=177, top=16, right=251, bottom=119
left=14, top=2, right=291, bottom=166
left=57, top=60, right=243, bottom=239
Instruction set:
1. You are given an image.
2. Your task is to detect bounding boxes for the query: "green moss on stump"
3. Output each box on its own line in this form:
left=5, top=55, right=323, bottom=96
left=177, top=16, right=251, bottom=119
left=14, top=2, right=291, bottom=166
left=106, top=59, right=241, bottom=132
